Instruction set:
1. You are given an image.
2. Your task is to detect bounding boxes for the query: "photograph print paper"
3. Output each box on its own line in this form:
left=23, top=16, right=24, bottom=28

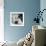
left=10, top=12, right=24, bottom=26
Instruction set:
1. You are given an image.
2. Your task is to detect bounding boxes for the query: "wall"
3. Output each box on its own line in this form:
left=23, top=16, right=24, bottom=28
left=4, top=0, right=40, bottom=42
left=0, top=0, right=4, bottom=42
left=40, top=0, right=46, bottom=27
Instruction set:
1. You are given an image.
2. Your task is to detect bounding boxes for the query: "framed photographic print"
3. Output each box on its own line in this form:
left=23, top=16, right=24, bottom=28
left=10, top=12, right=24, bottom=26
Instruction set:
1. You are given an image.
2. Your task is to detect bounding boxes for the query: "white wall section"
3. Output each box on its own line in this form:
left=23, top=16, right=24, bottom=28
left=0, top=0, right=4, bottom=42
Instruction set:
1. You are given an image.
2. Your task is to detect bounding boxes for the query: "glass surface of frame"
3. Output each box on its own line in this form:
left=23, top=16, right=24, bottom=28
left=10, top=12, right=24, bottom=26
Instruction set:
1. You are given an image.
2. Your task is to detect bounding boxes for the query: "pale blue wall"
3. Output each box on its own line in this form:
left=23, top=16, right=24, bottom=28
left=40, top=0, right=46, bottom=27
left=4, top=0, right=40, bottom=42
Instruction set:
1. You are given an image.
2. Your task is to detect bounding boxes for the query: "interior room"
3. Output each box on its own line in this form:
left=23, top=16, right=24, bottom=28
left=0, top=0, right=46, bottom=46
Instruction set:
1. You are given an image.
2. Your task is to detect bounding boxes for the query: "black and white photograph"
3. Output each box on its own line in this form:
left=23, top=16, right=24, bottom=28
left=10, top=12, right=24, bottom=26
